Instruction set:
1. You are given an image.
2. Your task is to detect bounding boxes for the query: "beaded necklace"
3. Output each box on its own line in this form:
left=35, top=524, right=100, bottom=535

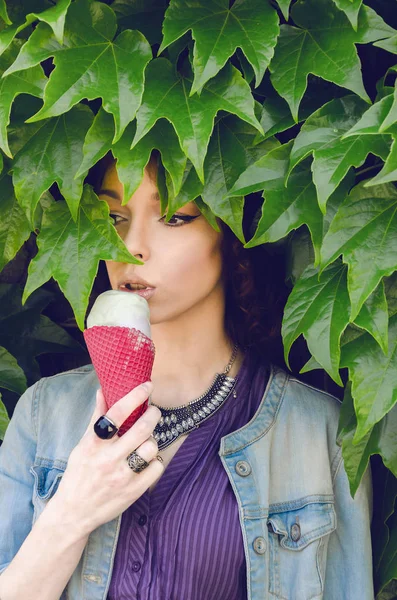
left=149, top=343, right=239, bottom=451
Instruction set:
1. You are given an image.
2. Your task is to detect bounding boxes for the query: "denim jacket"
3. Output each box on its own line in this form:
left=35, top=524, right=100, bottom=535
left=0, top=363, right=374, bottom=600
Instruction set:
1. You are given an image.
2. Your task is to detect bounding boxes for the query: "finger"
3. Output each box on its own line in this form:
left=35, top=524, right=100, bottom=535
left=83, top=388, right=108, bottom=438
left=126, top=453, right=165, bottom=490
left=123, top=437, right=159, bottom=470
left=113, top=405, right=161, bottom=460
left=106, top=381, right=154, bottom=430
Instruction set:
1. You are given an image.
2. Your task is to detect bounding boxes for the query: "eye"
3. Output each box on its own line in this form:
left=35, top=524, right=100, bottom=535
left=108, top=212, right=199, bottom=228
left=108, top=213, right=125, bottom=226
left=160, top=214, right=199, bottom=227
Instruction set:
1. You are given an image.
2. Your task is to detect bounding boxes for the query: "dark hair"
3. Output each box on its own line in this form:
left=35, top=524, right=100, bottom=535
left=87, top=151, right=289, bottom=367
left=217, top=211, right=288, bottom=366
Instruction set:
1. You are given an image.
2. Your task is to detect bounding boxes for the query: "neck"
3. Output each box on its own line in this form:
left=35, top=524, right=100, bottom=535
left=148, top=292, right=244, bottom=409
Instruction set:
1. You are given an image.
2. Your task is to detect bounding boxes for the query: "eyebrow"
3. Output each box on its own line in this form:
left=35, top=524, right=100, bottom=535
left=97, top=189, right=160, bottom=202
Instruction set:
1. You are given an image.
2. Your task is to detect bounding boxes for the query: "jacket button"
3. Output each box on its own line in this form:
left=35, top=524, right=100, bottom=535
left=132, top=561, right=141, bottom=572
left=253, top=536, right=267, bottom=554
left=291, top=523, right=301, bottom=541
left=235, top=460, right=252, bottom=476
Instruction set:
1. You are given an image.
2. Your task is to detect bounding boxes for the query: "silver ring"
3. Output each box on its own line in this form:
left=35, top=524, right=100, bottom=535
left=126, top=451, right=150, bottom=472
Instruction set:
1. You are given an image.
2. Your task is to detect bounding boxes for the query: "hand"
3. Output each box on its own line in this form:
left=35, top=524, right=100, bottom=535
left=48, top=382, right=163, bottom=537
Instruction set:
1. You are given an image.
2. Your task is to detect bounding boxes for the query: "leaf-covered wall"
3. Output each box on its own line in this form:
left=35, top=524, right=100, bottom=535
left=0, top=0, right=397, bottom=595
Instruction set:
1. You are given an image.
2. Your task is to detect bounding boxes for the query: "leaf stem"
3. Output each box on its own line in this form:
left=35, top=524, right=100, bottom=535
left=355, top=163, right=384, bottom=177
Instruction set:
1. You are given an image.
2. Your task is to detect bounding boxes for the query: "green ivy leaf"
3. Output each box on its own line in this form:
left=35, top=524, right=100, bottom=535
left=194, top=116, right=278, bottom=243
left=0, top=173, right=31, bottom=272
left=166, top=160, right=204, bottom=208
left=0, top=392, right=10, bottom=440
left=6, top=95, right=44, bottom=157
left=376, top=519, right=397, bottom=599
left=77, top=107, right=187, bottom=201
left=12, top=104, right=93, bottom=223
left=162, top=115, right=278, bottom=233
left=193, top=196, right=220, bottom=232
left=74, top=106, right=114, bottom=180
left=257, top=93, right=295, bottom=141
left=227, top=140, right=293, bottom=197
left=275, top=0, right=292, bottom=21
left=302, top=271, right=397, bottom=374
left=341, top=93, right=397, bottom=137
left=0, top=283, right=83, bottom=383
left=112, top=0, right=167, bottom=46
left=0, top=40, right=46, bottom=157
left=22, top=186, right=142, bottom=330
left=379, top=82, right=397, bottom=135
left=11, top=104, right=93, bottom=224
left=285, top=228, right=316, bottom=288
left=301, top=285, right=389, bottom=374
left=246, top=158, right=353, bottom=266
left=282, top=261, right=351, bottom=385
left=332, top=0, right=362, bottom=31
left=269, top=0, right=395, bottom=120
left=256, top=81, right=343, bottom=141
left=0, top=346, right=27, bottom=394
left=380, top=84, right=397, bottom=134
left=131, top=58, right=263, bottom=183
left=289, top=95, right=391, bottom=212
left=6, top=0, right=152, bottom=143
left=338, top=383, right=397, bottom=497
left=0, top=0, right=71, bottom=56
left=353, top=280, right=389, bottom=355
left=229, top=143, right=353, bottom=246
left=159, top=0, right=280, bottom=95
left=375, top=496, right=397, bottom=600
left=366, top=136, right=397, bottom=187
left=374, top=34, right=397, bottom=54
left=0, top=0, right=11, bottom=26
left=230, top=143, right=322, bottom=260
left=341, top=313, right=397, bottom=442
left=116, top=120, right=187, bottom=201
left=258, top=87, right=318, bottom=139
left=321, top=181, right=397, bottom=321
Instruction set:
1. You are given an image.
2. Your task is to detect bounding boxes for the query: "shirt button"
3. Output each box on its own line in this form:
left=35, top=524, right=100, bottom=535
left=235, top=460, right=252, bottom=477
left=291, top=523, right=301, bottom=541
left=132, top=561, right=141, bottom=572
left=253, top=536, right=267, bottom=554
left=138, top=514, right=147, bottom=526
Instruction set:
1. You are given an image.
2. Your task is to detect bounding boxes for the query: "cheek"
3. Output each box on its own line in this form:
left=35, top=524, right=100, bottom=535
left=159, top=234, right=223, bottom=293
left=104, top=260, right=120, bottom=287
left=104, top=228, right=224, bottom=295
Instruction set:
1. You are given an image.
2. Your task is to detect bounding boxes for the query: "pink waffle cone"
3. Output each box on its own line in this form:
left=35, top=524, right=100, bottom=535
left=83, top=325, right=156, bottom=436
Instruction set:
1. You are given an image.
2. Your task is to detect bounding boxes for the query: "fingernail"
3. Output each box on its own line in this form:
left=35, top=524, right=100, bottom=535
left=141, top=381, right=153, bottom=391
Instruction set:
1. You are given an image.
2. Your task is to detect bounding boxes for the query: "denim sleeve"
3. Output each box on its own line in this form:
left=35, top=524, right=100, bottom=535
left=0, top=381, right=39, bottom=576
left=323, top=454, right=374, bottom=599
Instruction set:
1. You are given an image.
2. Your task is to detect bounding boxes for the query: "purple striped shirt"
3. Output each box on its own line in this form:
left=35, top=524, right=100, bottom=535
left=107, top=350, right=268, bottom=600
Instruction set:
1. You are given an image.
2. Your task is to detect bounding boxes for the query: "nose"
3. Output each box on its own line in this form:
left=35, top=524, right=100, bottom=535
left=122, top=213, right=150, bottom=262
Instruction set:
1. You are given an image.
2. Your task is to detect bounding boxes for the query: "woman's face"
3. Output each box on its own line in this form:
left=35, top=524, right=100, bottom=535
left=98, top=160, right=225, bottom=326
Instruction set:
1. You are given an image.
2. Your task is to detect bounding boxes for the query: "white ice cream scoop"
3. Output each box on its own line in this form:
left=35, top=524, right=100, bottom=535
left=86, top=290, right=151, bottom=339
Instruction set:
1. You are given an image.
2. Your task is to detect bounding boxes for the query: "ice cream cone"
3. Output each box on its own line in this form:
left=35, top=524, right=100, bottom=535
left=84, top=291, right=155, bottom=436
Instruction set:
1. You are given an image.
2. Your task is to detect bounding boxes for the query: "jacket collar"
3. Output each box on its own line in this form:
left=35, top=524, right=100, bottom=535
left=219, top=365, right=288, bottom=456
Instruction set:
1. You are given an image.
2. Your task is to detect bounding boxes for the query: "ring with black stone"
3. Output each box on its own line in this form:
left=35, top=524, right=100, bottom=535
left=93, top=415, right=119, bottom=439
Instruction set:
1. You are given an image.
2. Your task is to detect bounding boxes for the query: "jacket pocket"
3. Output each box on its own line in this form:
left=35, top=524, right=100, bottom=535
left=30, top=461, right=67, bottom=521
left=267, top=499, right=336, bottom=600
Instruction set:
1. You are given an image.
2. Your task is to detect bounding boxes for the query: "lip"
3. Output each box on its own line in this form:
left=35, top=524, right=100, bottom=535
left=118, top=276, right=154, bottom=289
left=120, top=287, right=156, bottom=300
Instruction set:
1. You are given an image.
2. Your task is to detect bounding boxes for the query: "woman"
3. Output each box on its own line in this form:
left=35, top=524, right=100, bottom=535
left=0, top=152, right=373, bottom=600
